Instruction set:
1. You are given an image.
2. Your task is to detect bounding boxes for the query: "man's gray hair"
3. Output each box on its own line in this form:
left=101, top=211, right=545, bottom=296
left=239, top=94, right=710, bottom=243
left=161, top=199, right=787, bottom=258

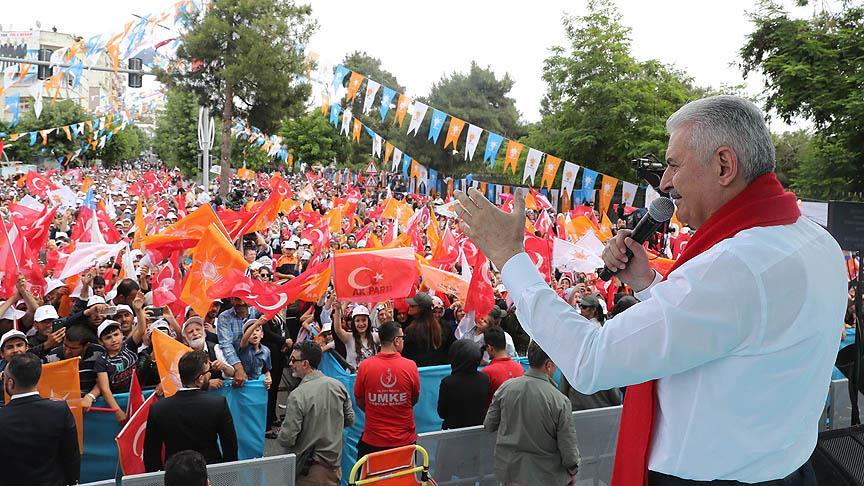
left=666, top=95, right=775, bottom=182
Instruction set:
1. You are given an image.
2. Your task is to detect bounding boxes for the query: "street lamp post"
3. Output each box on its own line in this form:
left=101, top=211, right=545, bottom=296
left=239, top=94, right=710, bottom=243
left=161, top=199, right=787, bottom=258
left=197, top=105, right=215, bottom=191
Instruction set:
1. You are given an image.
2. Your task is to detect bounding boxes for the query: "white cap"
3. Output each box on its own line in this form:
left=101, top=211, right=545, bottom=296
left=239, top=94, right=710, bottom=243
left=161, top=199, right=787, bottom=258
left=130, top=249, right=144, bottom=258
left=299, top=238, right=311, bottom=245
left=0, top=329, right=27, bottom=349
left=87, top=295, right=106, bottom=307
left=282, top=240, right=296, bottom=249
left=182, top=316, right=205, bottom=334
left=34, top=305, right=59, bottom=322
left=496, top=284, right=507, bottom=293
left=54, top=232, right=69, bottom=240
left=45, top=279, right=66, bottom=295
left=249, top=261, right=264, bottom=271
left=166, top=212, right=177, bottom=219
left=97, top=320, right=121, bottom=338
left=300, top=250, right=312, bottom=260
left=114, top=304, right=133, bottom=315
left=351, top=305, right=370, bottom=318
left=431, top=296, right=444, bottom=308
left=321, top=321, right=332, bottom=332
left=1, top=304, right=25, bottom=321
left=152, top=319, right=170, bottom=332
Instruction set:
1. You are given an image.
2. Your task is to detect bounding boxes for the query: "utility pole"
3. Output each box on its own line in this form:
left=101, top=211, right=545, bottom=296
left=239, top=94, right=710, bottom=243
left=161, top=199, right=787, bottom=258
left=197, top=106, right=215, bottom=192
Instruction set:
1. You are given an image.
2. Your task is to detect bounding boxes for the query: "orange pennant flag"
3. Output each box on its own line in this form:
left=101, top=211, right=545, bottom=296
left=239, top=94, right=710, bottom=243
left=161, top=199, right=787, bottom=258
left=598, top=174, right=618, bottom=216
left=352, top=118, right=362, bottom=142
left=541, top=155, right=562, bottom=190
left=81, top=177, right=93, bottom=193
left=151, top=329, right=193, bottom=397
left=280, top=198, right=300, bottom=214
left=321, top=94, right=330, bottom=116
left=384, top=231, right=412, bottom=249
left=394, top=94, right=411, bottom=127
left=419, top=264, right=470, bottom=301
left=62, top=125, right=72, bottom=141
left=567, top=215, right=598, bottom=241
left=426, top=214, right=442, bottom=254
left=181, top=224, right=249, bottom=317
left=346, top=72, right=365, bottom=102
left=599, top=213, right=614, bottom=241
left=36, top=358, right=84, bottom=451
left=367, top=233, right=382, bottom=249
left=40, top=130, right=50, bottom=145
left=384, top=142, right=394, bottom=166
left=503, top=140, right=523, bottom=174
left=561, top=191, right=572, bottom=213
left=443, top=117, right=465, bottom=150
left=327, top=205, right=343, bottom=234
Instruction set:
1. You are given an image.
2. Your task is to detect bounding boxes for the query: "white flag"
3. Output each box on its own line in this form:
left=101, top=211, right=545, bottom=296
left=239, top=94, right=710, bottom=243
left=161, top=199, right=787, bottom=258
left=463, top=124, right=483, bottom=161
left=522, top=148, right=543, bottom=185
left=406, top=102, right=428, bottom=136
left=391, top=148, right=403, bottom=172
left=621, top=181, right=637, bottom=207
left=645, top=185, right=660, bottom=208
left=340, top=108, right=352, bottom=136
left=435, top=200, right=458, bottom=218
left=552, top=235, right=605, bottom=273
left=372, top=134, right=383, bottom=158
left=30, top=81, right=44, bottom=119
left=59, top=242, right=126, bottom=280
left=561, top=161, right=580, bottom=197
left=362, top=80, right=380, bottom=114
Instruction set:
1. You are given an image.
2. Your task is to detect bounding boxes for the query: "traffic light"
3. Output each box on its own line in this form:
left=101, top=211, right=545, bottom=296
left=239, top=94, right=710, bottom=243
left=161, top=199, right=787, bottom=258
left=128, top=58, right=142, bottom=88
left=37, top=49, right=52, bottom=80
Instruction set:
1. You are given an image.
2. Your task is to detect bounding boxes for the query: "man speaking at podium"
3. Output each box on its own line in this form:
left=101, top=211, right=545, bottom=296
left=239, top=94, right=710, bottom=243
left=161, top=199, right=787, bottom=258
left=455, top=95, right=846, bottom=485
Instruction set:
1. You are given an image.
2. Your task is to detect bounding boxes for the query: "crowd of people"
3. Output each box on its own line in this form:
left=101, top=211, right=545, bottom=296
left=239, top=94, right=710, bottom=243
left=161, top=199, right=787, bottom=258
left=0, top=140, right=853, bottom=486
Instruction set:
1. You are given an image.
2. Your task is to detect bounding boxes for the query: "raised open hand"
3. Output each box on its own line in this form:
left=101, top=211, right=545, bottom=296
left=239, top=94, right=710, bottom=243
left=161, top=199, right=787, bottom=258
left=454, top=187, right=527, bottom=269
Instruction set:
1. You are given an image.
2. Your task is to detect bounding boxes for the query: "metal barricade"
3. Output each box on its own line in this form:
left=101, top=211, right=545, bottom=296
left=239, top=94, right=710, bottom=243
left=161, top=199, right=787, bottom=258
left=417, top=406, right=622, bottom=486
left=826, top=378, right=864, bottom=431
left=80, top=454, right=296, bottom=486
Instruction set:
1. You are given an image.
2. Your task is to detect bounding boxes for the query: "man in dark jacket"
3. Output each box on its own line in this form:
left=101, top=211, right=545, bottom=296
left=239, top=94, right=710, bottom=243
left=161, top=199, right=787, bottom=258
left=0, top=352, right=80, bottom=486
left=143, top=350, right=238, bottom=472
left=437, top=339, right=489, bottom=429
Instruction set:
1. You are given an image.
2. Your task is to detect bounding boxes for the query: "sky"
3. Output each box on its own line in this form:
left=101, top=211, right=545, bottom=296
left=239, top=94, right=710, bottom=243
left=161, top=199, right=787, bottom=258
left=1, top=0, right=828, bottom=131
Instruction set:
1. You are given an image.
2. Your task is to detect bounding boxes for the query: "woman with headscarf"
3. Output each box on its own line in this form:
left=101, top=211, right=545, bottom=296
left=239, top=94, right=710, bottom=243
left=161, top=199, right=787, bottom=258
left=437, top=339, right=489, bottom=429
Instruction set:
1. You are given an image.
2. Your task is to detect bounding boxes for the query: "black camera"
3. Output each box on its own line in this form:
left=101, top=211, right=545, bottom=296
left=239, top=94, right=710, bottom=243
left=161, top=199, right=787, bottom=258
left=632, top=154, right=667, bottom=195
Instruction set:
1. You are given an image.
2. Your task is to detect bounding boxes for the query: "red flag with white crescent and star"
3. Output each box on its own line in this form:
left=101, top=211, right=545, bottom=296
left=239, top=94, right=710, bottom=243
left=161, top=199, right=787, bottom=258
left=463, top=251, right=495, bottom=318
left=116, top=392, right=157, bottom=475
left=524, top=233, right=553, bottom=284
left=25, top=171, right=58, bottom=198
left=332, top=247, right=418, bottom=303
left=206, top=269, right=296, bottom=319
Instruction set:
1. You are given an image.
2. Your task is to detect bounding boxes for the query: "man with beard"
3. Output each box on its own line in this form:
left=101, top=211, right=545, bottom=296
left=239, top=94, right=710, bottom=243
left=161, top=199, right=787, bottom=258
left=182, top=317, right=234, bottom=389
left=143, top=350, right=238, bottom=472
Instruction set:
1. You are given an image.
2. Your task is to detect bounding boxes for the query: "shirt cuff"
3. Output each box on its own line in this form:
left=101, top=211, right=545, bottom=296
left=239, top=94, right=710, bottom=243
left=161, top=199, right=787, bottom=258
left=501, top=252, right=547, bottom=299
left=634, top=270, right=663, bottom=301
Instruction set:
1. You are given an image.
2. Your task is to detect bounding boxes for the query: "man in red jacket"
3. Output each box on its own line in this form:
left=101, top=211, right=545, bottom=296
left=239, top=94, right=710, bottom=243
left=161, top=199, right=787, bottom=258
left=354, top=321, right=420, bottom=460
left=481, top=326, right=524, bottom=402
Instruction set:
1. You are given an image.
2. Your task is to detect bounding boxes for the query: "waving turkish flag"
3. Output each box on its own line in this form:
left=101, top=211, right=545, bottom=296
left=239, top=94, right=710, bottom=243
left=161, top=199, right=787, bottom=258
left=207, top=269, right=294, bottom=319
left=463, top=252, right=495, bottom=318
left=152, top=263, right=179, bottom=308
left=301, top=219, right=331, bottom=250
left=25, top=171, right=57, bottom=198
left=524, top=233, right=553, bottom=284
left=333, top=247, right=418, bottom=303
left=270, top=173, right=293, bottom=198
left=116, top=393, right=157, bottom=475
left=429, top=227, right=460, bottom=268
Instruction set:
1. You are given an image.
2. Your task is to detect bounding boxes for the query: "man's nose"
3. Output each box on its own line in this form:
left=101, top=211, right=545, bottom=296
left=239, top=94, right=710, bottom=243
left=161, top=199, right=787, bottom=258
left=659, top=166, right=674, bottom=194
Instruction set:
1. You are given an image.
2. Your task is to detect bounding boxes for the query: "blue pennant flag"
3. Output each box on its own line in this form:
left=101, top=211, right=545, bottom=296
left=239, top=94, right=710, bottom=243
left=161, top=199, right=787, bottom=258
left=363, top=125, right=375, bottom=139
left=428, top=168, right=438, bottom=195
left=483, top=132, right=504, bottom=167
left=428, top=109, right=447, bottom=144
left=28, top=131, right=37, bottom=146
left=329, top=103, right=342, bottom=127
left=106, top=132, right=114, bottom=141
left=465, top=174, right=473, bottom=189
left=69, top=61, right=85, bottom=88
left=332, top=65, right=350, bottom=91
left=57, top=156, right=66, bottom=165
left=83, top=187, right=96, bottom=210
left=70, top=124, right=79, bottom=138
left=581, top=168, right=598, bottom=192
left=487, top=182, right=496, bottom=201
left=4, top=94, right=21, bottom=127
left=379, top=86, right=396, bottom=121
left=402, top=153, right=411, bottom=179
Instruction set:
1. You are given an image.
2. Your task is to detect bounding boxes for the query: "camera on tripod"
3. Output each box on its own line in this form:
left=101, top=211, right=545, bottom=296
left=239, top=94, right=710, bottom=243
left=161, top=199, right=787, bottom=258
left=632, top=154, right=667, bottom=195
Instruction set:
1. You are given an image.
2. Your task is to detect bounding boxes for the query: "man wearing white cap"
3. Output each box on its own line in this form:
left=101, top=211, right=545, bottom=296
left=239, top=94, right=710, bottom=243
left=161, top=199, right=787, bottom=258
left=43, top=279, right=69, bottom=312
left=27, top=305, right=64, bottom=358
left=182, top=317, right=234, bottom=389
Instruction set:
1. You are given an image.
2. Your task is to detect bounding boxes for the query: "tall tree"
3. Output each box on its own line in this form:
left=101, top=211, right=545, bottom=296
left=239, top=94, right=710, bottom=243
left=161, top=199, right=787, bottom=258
left=525, top=0, right=706, bottom=185
left=279, top=112, right=352, bottom=168
left=741, top=1, right=864, bottom=199
left=153, top=88, right=200, bottom=177
left=97, top=126, right=144, bottom=166
left=171, top=0, right=316, bottom=196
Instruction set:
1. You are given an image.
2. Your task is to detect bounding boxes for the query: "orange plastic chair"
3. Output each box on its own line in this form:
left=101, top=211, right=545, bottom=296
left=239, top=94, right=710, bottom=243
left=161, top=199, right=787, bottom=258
left=348, top=444, right=436, bottom=486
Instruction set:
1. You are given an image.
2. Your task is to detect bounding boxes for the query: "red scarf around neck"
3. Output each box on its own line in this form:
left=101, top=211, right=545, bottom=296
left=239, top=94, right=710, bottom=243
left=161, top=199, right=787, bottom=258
left=611, top=173, right=801, bottom=485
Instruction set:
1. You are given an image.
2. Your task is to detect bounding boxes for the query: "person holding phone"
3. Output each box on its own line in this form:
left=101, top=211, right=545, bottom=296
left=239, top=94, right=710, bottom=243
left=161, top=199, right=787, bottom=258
left=26, top=305, right=64, bottom=358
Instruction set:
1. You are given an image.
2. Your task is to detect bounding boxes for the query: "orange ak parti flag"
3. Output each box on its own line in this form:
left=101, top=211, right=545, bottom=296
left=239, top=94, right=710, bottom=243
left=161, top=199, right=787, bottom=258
left=143, top=204, right=229, bottom=257
left=34, top=357, right=84, bottom=451
left=332, top=247, right=418, bottom=303
left=151, top=329, right=193, bottom=397
left=419, top=264, right=469, bottom=302
left=181, top=224, right=249, bottom=317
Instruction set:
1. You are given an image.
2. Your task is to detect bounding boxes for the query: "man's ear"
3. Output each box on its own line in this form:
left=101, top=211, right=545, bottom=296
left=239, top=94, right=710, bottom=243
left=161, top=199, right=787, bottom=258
left=715, top=146, right=739, bottom=187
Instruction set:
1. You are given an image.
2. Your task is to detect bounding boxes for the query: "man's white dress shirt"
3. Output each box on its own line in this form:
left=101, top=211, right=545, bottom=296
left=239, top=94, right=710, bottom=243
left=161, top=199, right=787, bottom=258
left=501, top=216, right=847, bottom=481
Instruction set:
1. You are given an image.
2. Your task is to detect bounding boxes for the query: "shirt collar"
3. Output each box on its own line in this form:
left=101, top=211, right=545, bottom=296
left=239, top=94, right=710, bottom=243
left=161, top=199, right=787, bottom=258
left=10, top=391, right=40, bottom=400
left=300, top=369, right=323, bottom=384
left=525, top=368, right=553, bottom=384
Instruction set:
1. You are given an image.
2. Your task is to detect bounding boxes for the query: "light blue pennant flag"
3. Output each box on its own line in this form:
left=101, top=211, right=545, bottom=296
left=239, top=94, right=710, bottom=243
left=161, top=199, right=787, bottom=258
left=379, top=86, right=396, bottom=121
left=483, top=132, right=504, bottom=167
left=428, top=109, right=447, bottom=144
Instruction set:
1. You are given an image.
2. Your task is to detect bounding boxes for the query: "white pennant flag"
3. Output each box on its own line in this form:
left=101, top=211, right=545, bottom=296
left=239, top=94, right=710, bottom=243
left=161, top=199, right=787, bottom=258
left=561, top=161, right=580, bottom=197
left=645, top=185, right=660, bottom=208
left=372, top=134, right=383, bottom=158
left=552, top=235, right=605, bottom=273
left=391, top=148, right=403, bottom=172
left=340, top=108, right=352, bottom=136
left=3, top=65, right=17, bottom=88
left=522, top=148, right=543, bottom=185
left=406, top=102, right=428, bottom=136
left=463, top=124, right=483, bottom=160
left=362, top=80, right=380, bottom=114
left=29, top=81, right=44, bottom=119
left=621, top=181, right=637, bottom=207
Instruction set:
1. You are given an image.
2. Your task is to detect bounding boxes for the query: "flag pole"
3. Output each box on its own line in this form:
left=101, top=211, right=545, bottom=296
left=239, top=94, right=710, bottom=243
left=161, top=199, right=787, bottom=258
left=1, top=220, right=21, bottom=274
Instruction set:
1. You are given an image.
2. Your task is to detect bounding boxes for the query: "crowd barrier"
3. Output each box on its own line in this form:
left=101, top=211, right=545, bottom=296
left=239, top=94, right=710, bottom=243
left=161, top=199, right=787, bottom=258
left=418, top=405, right=622, bottom=486
left=80, top=378, right=268, bottom=483
left=81, top=454, right=296, bottom=486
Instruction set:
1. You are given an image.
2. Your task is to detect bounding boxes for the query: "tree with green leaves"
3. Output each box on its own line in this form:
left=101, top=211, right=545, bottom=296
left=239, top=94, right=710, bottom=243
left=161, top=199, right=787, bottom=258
left=524, top=0, right=707, bottom=186
left=741, top=1, right=864, bottom=199
left=171, top=0, right=316, bottom=195
left=2, top=100, right=87, bottom=164
left=279, top=112, right=352, bottom=168
left=154, top=88, right=200, bottom=177
left=97, top=126, right=144, bottom=166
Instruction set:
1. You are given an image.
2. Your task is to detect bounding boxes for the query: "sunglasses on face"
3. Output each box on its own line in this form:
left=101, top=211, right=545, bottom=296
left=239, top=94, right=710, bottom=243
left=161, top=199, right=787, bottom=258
left=288, top=356, right=307, bottom=365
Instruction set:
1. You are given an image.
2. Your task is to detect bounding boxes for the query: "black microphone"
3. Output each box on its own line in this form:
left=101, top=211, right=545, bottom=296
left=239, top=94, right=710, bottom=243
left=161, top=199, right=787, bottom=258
left=598, top=196, right=675, bottom=281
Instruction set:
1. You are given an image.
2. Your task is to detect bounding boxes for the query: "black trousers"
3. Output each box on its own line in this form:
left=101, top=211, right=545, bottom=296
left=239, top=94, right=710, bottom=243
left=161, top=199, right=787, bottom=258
left=648, top=460, right=816, bottom=486
left=355, top=438, right=414, bottom=462
left=265, top=343, right=285, bottom=426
